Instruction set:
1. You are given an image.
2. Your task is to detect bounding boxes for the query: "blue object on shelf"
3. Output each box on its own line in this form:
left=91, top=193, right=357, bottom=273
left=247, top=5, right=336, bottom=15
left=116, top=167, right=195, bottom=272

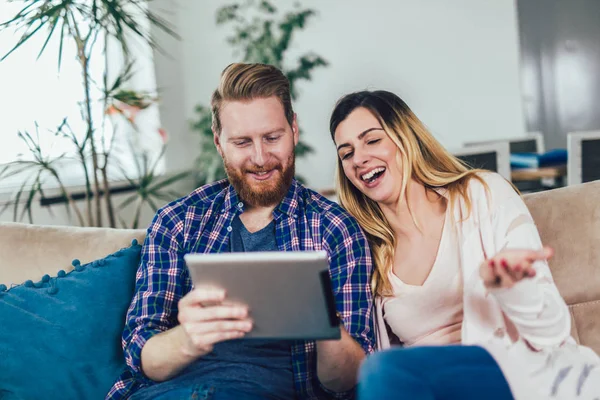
left=510, top=149, right=567, bottom=169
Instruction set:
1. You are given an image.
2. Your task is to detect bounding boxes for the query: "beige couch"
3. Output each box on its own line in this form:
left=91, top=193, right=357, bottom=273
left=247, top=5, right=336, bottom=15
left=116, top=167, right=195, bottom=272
left=1, top=181, right=599, bottom=355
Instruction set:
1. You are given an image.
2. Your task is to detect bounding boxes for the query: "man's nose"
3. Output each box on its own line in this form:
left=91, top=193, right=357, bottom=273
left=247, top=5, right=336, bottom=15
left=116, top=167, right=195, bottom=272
left=251, top=142, right=266, bottom=166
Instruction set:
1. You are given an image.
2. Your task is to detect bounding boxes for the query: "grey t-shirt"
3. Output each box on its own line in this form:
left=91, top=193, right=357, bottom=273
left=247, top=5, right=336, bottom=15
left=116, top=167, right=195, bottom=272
left=133, top=215, right=295, bottom=400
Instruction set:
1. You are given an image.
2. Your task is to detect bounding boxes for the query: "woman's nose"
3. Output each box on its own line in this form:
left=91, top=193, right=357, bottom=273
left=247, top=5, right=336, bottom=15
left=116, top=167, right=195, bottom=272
left=352, top=148, right=369, bottom=167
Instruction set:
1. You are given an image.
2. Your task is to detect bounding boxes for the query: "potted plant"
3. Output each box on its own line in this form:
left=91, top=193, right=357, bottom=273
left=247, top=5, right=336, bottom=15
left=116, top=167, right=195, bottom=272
left=0, top=0, right=189, bottom=228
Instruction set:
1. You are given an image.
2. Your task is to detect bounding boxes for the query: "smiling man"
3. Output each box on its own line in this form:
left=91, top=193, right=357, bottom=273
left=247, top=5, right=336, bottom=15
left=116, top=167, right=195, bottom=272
left=107, top=63, right=375, bottom=400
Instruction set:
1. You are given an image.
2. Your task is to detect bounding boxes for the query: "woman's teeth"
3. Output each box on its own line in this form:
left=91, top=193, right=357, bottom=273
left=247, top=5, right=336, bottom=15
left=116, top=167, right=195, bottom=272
left=361, top=167, right=385, bottom=182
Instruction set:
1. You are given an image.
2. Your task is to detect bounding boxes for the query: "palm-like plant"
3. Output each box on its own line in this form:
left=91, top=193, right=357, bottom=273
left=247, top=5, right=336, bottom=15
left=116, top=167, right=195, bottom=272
left=0, top=0, right=188, bottom=227
left=191, top=0, right=328, bottom=185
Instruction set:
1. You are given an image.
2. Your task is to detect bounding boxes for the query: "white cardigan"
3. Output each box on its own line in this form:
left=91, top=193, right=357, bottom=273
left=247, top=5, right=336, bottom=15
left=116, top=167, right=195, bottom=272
left=375, top=172, right=599, bottom=399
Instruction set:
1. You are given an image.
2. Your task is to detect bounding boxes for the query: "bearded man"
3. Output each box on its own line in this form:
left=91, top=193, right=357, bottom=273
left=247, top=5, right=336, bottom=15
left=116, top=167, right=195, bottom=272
left=108, top=63, right=374, bottom=400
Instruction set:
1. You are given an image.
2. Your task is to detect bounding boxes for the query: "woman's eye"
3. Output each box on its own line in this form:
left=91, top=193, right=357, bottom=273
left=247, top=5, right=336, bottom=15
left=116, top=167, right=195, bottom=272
left=367, top=139, right=381, bottom=145
left=341, top=152, right=353, bottom=160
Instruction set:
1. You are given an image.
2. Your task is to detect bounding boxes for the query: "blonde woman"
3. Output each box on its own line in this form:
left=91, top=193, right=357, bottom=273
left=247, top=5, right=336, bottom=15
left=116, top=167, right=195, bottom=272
left=329, top=90, right=599, bottom=400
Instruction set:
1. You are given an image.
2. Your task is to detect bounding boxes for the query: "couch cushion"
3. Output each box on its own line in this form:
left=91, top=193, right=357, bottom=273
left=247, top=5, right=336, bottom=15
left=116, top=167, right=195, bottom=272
left=524, top=181, right=600, bottom=306
left=0, top=222, right=145, bottom=286
left=0, top=241, right=141, bottom=400
left=524, top=180, right=600, bottom=355
left=570, top=301, right=600, bottom=354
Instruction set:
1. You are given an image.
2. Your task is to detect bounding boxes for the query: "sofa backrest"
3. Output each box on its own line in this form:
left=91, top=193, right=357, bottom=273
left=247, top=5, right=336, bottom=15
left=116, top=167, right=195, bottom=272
left=524, top=180, right=600, bottom=355
left=1, top=181, right=599, bottom=355
left=0, top=222, right=145, bottom=286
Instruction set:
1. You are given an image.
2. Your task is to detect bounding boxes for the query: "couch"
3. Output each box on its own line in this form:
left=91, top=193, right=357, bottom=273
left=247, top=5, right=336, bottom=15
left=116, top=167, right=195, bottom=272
left=0, top=181, right=599, bottom=398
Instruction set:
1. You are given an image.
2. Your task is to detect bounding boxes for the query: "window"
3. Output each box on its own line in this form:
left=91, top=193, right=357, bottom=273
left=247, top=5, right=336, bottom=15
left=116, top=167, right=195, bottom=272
left=0, top=1, right=164, bottom=192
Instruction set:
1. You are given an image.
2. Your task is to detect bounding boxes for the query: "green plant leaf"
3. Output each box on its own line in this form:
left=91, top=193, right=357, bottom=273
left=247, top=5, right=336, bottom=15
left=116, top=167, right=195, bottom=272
left=117, top=213, right=129, bottom=229
left=12, top=170, right=36, bottom=222
left=259, top=1, right=277, bottom=14
left=147, top=170, right=191, bottom=193
left=1, top=1, right=74, bottom=62
left=117, top=192, right=139, bottom=210
left=0, top=2, right=37, bottom=27
left=216, top=4, right=240, bottom=24
left=144, top=196, right=160, bottom=213
left=295, top=140, right=314, bottom=157
left=36, top=13, right=61, bottom=60
left=151, top=190, right=179, bottom=203
left=143, top=7, right=180, bottom=41
left=22, top=174, right=43, bottom=223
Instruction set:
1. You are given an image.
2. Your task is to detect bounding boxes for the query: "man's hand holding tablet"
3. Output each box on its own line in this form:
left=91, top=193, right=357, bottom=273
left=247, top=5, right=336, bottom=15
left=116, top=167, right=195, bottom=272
left=176, top=285, right=253, bottom=357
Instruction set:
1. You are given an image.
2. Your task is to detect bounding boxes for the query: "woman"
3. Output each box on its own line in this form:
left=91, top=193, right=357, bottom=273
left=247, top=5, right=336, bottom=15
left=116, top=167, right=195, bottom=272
left=329, top=90, right=599, bottom=399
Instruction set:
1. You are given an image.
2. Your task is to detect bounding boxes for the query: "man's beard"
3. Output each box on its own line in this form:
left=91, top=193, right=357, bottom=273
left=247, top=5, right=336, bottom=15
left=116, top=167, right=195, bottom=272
left=224, top=153, right=295, bottom=207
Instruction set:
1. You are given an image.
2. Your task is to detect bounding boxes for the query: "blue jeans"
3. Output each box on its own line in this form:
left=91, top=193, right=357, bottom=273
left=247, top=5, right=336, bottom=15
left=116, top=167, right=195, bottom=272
left=358, top=345, right=514, bottom=400
left=130, top=384, right=270, bottom=400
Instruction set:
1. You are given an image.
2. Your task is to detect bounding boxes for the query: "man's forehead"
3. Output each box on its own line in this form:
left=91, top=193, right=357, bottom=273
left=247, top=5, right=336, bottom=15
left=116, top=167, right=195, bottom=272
left=220, top=99, right=290, bottom=138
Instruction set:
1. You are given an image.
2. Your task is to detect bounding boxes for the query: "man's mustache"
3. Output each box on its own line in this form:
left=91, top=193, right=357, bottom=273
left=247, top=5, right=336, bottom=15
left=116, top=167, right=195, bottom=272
left=244, top=164, right=282, bottom=174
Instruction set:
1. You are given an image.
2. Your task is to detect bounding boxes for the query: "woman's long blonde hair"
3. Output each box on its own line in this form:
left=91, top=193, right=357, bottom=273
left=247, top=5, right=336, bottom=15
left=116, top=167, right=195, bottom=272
left=329, top=90, right=487, bottom=296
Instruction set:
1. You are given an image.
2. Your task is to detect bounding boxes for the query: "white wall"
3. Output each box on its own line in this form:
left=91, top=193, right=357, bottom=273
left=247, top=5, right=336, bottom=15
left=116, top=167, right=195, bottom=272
left=149, top=0, right=526, bottom=191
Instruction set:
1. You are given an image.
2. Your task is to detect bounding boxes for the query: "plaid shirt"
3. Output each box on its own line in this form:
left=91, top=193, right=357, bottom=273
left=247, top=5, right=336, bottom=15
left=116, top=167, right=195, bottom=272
left=107, top=179, right=375, bottom=400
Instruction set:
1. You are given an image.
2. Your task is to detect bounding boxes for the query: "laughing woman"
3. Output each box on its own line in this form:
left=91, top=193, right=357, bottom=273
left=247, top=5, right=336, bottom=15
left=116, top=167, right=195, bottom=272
left=329, top=90, right=599, bottom=400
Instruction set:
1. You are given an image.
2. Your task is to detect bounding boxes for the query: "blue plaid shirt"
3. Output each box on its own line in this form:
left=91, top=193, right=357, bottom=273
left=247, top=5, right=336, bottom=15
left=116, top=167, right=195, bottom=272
left=107, top=179, right=375, bottom=399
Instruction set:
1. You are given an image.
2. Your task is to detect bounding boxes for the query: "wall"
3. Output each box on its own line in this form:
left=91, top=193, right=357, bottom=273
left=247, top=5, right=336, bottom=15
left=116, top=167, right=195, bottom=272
left=0, top=0, right=526, bottom=226
left=518, top=0, right=600, bottom=149
left=149, top=0, right=526, bottom=192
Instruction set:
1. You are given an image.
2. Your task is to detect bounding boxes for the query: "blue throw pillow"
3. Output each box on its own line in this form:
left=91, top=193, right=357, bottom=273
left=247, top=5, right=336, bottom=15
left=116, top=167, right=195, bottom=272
left=0, top=240, right=142, bottom=400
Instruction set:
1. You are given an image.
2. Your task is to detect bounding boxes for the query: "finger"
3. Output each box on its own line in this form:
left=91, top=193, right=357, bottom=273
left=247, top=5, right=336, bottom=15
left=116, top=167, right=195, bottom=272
left=523, top=265, right=537, bottom=278
left=500, top=258, right=526, bottom=281
left=179, top=304, right=248, bottom=324
left=196, top=304, right=249, bottom=322
left=186, top=318, right=253, bottom=335
left=495, top=259, right=516, bottom=288
left=179, top=287, right=226, bottom=308
left=484, top=259, right=502, bottom=287
left=517, top=259, right=539, bottom=280
left=541, top=246, right=554, bottom=259
left=523, top=247, right=554, bottom=263
left=192, top=330, right=247, bottom=348
left=220, top=299, right=250, bottom=308
left=510, top=262, right=526, bottom=281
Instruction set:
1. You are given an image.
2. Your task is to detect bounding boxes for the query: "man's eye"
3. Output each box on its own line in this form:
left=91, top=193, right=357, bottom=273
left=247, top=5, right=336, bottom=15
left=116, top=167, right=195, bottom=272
left=235, top=141, right=250, bottom=146
left=266, top=136, right=280, bottom=142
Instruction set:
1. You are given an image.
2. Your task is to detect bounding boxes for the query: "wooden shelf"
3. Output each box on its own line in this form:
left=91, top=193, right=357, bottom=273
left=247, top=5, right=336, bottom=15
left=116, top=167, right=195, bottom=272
left=511, top=165, right=567, bottom=181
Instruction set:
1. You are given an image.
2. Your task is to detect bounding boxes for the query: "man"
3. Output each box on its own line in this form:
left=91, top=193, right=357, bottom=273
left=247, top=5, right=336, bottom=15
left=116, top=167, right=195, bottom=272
left=107, top=63, right=374, bottom=400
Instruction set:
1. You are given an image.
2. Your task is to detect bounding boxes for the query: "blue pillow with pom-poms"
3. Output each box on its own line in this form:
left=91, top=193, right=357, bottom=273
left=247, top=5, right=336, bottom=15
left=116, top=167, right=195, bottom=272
left=0, top=240, right=142, bottom=400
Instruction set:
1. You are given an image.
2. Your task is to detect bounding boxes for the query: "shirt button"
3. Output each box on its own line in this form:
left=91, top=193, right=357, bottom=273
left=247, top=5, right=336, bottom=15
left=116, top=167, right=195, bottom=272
left=293, top=214, right=298, bottom=219
left=494, top=328, right=505, bottom=338
left=237, top=202, right=244, bottom=208
left=227, top=226, right=232, bottom=232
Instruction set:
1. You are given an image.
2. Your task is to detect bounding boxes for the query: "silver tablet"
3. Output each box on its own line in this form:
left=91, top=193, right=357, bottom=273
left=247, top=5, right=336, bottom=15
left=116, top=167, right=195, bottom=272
left=184, top=251, right=341, bottom=341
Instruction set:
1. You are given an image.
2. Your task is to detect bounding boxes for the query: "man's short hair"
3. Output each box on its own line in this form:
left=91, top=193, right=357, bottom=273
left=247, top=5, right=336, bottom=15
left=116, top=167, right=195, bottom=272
left=211, top=63, right=294, bottom=134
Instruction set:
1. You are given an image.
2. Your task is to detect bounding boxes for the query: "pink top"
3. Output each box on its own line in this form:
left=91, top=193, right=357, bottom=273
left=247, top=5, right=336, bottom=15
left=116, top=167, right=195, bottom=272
left=382, top=208, right=464, bottom=346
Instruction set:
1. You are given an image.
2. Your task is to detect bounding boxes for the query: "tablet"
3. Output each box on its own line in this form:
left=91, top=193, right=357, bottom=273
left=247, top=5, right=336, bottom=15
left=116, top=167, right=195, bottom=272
left=183, top=251, right=340, bottom=341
